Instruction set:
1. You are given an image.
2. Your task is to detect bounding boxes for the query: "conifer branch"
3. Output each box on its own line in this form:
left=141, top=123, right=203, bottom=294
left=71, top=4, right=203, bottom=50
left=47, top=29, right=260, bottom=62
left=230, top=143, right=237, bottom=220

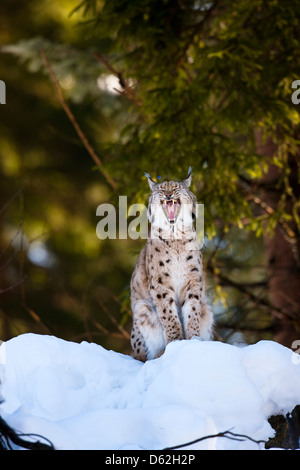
left=40, top=49, right=117, bottom=191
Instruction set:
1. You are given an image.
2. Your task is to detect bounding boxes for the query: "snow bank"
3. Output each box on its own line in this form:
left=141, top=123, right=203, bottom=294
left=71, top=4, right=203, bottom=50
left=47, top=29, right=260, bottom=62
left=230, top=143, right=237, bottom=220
left=0, top=334, right=299, bottom=450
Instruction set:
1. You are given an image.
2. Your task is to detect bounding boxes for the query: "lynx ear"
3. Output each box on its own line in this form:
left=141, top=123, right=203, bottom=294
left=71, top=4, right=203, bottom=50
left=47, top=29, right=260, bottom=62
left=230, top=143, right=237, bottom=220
left=144, top=172, right=157, bottom=191
left=180, top=166, right=192, bottom=187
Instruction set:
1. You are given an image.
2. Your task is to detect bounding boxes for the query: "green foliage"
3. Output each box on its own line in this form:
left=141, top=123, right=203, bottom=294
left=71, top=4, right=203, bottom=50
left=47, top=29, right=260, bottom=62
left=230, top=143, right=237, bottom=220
left=70, top=0, right=300, bottom=235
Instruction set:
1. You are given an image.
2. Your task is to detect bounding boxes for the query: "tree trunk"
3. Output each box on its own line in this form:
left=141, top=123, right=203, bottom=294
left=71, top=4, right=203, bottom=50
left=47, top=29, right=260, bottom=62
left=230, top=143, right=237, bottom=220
left=255, top=130, right=300, bottom=347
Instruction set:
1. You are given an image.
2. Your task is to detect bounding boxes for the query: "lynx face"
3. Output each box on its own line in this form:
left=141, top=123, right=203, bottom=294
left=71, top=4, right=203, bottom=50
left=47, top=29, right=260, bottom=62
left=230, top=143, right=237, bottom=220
left=146, top=174, right=197, bottom=233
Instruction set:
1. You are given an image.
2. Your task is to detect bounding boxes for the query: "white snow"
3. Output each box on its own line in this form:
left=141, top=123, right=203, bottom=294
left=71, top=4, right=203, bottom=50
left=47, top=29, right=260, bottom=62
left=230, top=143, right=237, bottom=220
left=0, top=333, right=300, bottom=450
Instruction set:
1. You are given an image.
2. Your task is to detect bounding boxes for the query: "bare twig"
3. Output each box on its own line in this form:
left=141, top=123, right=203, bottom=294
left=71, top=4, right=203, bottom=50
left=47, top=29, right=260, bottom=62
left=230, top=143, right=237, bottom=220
left=164, top=428, right=266, bottom=450
left=0, top=221, right=23, bottom=263
left=0, top=276, right=27, bottom=295
left=93, top=52, right=142, bottom=106
left=96, top=296, right=130, bottom=340
left=237, top=177, right=297, bottom=242
left=0, top=415, right=54, bottom=450
left=40, top=49, right=117, bottom=191
left=0, top=180, right=28, bottom=216
left=207, top=264, right=296, bottom=323
left=247, top=193, right=296, bottom=240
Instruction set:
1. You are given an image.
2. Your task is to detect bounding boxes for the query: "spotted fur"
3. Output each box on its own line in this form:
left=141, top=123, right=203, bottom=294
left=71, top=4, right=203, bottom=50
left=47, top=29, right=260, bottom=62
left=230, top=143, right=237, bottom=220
left=130, top=170, right=213, bottom=361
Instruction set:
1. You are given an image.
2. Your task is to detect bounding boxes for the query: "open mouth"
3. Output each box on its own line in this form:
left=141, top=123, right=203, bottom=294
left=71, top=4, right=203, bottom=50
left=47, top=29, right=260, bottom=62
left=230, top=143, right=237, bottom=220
left=161, top=198, right=181, bottom=224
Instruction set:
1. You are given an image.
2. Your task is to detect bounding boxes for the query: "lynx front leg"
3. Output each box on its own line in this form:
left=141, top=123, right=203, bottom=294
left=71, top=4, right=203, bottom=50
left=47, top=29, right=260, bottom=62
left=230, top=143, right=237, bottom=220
left=181, top=293, right=213, bottom=340
left=131, top=300, right=165, bottom=361
left=131, top=320, right=147, bottom=362
left=151, top=287, right=184, bottom=344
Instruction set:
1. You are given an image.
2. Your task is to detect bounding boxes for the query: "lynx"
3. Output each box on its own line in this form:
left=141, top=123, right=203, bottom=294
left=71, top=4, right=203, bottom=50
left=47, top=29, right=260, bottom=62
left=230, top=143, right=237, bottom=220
left=130, top=168, right=213, bottom=361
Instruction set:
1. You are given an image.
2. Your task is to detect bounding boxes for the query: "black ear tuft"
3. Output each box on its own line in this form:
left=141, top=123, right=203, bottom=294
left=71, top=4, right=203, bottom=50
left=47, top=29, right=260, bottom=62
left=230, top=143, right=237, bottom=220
left=180, top=167, right=192, bottom=187
left=144, top=172, right=157, bottom=190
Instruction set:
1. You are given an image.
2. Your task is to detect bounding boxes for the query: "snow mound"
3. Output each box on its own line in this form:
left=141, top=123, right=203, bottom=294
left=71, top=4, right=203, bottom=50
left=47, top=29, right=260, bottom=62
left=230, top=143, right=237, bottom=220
left=0, top=334, right=300, bottom=450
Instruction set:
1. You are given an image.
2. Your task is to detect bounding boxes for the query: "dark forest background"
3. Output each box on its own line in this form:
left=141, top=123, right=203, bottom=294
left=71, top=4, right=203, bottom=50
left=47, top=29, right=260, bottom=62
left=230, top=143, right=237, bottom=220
left=0, top=0, right=300, bottom=354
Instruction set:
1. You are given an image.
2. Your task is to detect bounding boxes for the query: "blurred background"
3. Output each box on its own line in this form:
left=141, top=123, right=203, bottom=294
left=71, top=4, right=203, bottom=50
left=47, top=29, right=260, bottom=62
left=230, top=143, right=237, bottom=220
left=0, top=0, right=299, bottom=353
